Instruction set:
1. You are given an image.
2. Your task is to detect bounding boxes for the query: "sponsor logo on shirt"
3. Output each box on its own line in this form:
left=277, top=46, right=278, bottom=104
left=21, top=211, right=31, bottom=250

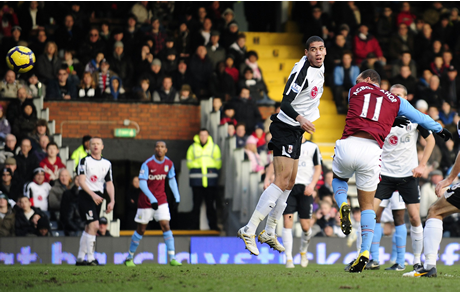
left=291, top=83, right=301, bottom=93
left=311, top=86, right=318, bottom=98
left=149, top=174, right=167, bottom=180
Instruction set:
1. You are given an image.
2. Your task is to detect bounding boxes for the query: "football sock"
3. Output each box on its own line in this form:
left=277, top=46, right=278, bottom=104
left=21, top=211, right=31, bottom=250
left=356, top=227, right=362, bottom=253
left=265, top=189, right=291, bottom=235
left=423, top=218, right=443, bottom=270
left=394, top=224, right=407, bottom=267
left=246, top=184, right=283, bottom=234
left=282, top=228, right=293, bottom=261
left=86, top=233, right=96, bottom=262
left=410, top=224, right=423, bottom=265
left=332, top=178, right=348, bottom=208
left=127, top=231, right=143, bottom=260
left=77, top=231, right=88, bottom=261
left=360, top=210, right=376, bottom=253
left=300, top=228, right=312, bottom=253
left=390, top=232, right=397, bottom=263
left=163, top=230, right=176, bottom=261
left=370, top=223, right=382, bottom=263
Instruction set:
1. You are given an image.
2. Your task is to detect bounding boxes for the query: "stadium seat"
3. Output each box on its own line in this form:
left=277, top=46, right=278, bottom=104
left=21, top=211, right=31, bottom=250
left=51, top=230, right=66, bottom=237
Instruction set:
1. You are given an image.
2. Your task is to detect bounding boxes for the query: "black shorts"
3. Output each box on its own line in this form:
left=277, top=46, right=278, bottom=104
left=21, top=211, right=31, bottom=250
left=445, top=183, right=460, bottom=210
left=283, top=184, right=314, bottom=219
left=78, top=190, right=103, bottom=224
left=268, top=115, right=304, bottom=160
left=375, top=175, right=420, bottom=204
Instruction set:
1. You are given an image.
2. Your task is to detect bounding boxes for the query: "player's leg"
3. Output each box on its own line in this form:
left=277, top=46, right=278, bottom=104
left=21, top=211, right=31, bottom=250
left=159, top=218, right=181, bottom=266
left=125, top=208, right=154, bottom=266
left=76, top=192, right=100, bottom=266
left=385, top=209, right=406, bottom=271
left=367, top=204, right=385, bottom=270
left=282, top=213, right=295, bottom=268
left=85, top=220, right=99, bottom=265
left=298, top=191, right=313, bottom=268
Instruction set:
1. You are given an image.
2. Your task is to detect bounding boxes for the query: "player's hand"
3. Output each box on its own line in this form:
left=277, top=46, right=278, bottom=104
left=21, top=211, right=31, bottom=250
left=106, top=201, right=115, bottom=214
left=435, top=177, right=453, bottom=197
left=392, top=116, right=410, bottom=128
left=436, top=128, right=453, bottom=141
left=92, top=193, right=104, bottom=205
left=304, top=185, right=314, bottom=196
left=412, top=164, right=426, bottom=178
left=297, top=116, right=315, bottom=134
left=151, top=202, right=158, bottom=210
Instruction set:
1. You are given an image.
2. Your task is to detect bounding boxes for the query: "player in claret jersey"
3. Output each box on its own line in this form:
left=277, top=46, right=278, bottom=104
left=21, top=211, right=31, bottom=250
left=331, top=69, right=452, bottom=273
left=124, top=141, right=182, bottom=267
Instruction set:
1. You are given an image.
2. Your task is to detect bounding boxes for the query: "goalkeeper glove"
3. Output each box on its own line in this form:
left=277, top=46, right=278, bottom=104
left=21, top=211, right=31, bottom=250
left=151, top=202, right=158, bottom=210
left=392, top=116, right=410, bottom=128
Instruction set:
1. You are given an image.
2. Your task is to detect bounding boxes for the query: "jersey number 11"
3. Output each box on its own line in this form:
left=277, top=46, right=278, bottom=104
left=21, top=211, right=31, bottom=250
left=360, top=93, right=383, bottom=121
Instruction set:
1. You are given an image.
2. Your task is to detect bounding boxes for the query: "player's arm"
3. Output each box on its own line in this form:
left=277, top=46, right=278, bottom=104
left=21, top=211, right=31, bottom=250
left=413, top=126, right=435, bottom=178
left=305, top=146, right=322, bottom=196
left=397, top=96, right=451, bottom=140
left=104, top=165, right=115, bottom=214
left=138, top=162, right=158, bottom=207
left=435, top=151, right=460, bottom=197
left=167, top=163, right=180, bottom=203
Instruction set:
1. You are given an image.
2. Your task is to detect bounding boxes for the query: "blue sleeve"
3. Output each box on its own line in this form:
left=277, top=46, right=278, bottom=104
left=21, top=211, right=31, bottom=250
left=168, top=177, right=180, bottom=203
left=397, top=96, right=442, bottom=133
left=139, top=179, right=157, bottom=204
left=167, top=163, right=176, bottom=179
left=139, top=162, right=149, bottom=180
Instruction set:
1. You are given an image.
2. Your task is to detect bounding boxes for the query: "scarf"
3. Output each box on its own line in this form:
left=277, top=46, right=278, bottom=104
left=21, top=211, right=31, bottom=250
left=98, top=71, right=110, bottom=94
left=245, top=59, right=261, bottom=80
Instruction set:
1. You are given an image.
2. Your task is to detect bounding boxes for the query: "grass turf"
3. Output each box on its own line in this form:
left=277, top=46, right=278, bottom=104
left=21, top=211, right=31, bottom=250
left=1, top=264, right=460, bottom=291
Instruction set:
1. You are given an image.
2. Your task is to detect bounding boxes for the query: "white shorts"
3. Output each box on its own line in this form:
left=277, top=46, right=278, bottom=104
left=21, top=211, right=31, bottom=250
left=134, top=204, right=170, bottom=224
left=380, top=191, right=406, bottom=223
left=332, top=137, right=382, bottom=192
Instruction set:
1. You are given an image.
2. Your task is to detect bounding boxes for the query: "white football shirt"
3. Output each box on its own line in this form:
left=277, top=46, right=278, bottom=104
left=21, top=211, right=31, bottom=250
left=77, top=155, right=113, bottom=193
left=295, top=141, right=322, bottom=185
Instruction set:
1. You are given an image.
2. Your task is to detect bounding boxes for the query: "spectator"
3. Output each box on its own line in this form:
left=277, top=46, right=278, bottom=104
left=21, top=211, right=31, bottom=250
left=146, top=16, right=167, bottom=56
left=0, top=168, right=13, bottom=199
left=29, top=29, right=48, bottom=60
left=430, top=55, right=445, bottom=78
left=221, top=8, right=236, bottom=31
left=15, top=138, right=39, bottom=184
left=318, top=171, right=333, bottom=200
left=93, top=59, right=117, bottom=96
left=62, top=50, right=82, bottom=82
left=231, top=87, right=262, bottom=134
left=338, top=23, right=353, bottom=50
left=103, top=76, right=126, bottom=100
left=108, top=41, right=133, bottom=89
left=25, top=73, right=46, bottom=98
left=79, top=28, right=106, bottom=66
left=206, top=30, right=226, bottom=69
left=224, top=55, right=239, bottom=84
left=390, top=65, right=417, bottom=102
left=0, top=105, right=11, bottom=141
left=175, top=22, right=192, bottom=60
left=396, top=2, right=416, bottom=29
left=210, top=61, right=235, bottom=101
left=420, top=170, right=444, bottom=220
left=0, top=192, right=14, bottom=236
left=391, top=51, right=417, bottom=79
left=36, top=41, right=61, bottom=84
left=376, top=6, right=396, bottom=56
left=315, top=200, right=337, bottom=236
left=238, top=67, right=271, bottom=104
left=0, top=135, right=16, bottom=165
left=29, top=119, right=50, bottom=151
left=235, top=123, right=247, bottom=149
left=153, top=76, right=179, bottom=102
left=325, top=35, right=347, bottom=80
left=433, top=13, right=454, bottom=48
left=441, top=66, right=458, bottom=107
left=160, top=48, right=178, bottom=75
left=12, top=100, right=37, bottom=140
left=99, top=21, right=111, bottom=45
left=186, top=128, right=222, bottom=230
left=158, top=37, right=176, bottom=62
left=189, top=46, right=213, bottom=99
left=97, top=217, right=112, bottom=236
left=414, top=23, right=433, bottom=66
left=191, top=17, right=213, bottom=53
left=250, top=123, right=266, bottom=153
left=212, top=97, right=223, bottom=113
left=47, top=68, right=78, bottom=100
left=15, top=196, right=45, bottom=236
left=353, top=24, right=385, bottom=65
left=336, top=2, right=360, bottom=33
left=140, top=58, right=164, bottom=92
left=332, top=51, right=360, bottom=114
left=421, top=40, right=444, bottom=73
left=130, top=1, right=153, bottom=26
left=178, top=84, right=197, bottom=104
left=134, top=78, right=153, bottom=101
left=18, top=1, right=46, bottom=38
left=423, top=75, right=444, bottom=109
left=24, top=168, right=51, bottom=212
left=220, top=103, right=237, bottom=126
left=193, top=6, right=208, bottom=32
left=5, top=157, right=25, bottom=199
left=84, top=52, right=105, bottom=74
left=228, top=32, right=247, bottom=69
left=54, top=14, right=82, bottom=52
left=36, top=216, right=50, bottom=236
left=71, top=135, right=91, bottom=167
left=220, top=21, right=239, bottom=50
left=59, top=176, right=84, bottom=236
left=301, top=6, right=331, bottom=43
left=48, top=169, right=73, bottom=218
left=78, top=72, right=98, bottom=98
left=124, top=14, right=143, bottom=58
left=240, top=51, right=267, bottom=85
left=1, top=26, right=23, bottom=58
left=34, top=135, right=49, bottom=163
left=171, top=59, right=192, bottom=92
left=416, top=99, right=429, bottom=115
left=244, top=135, right=265, bottom=174
left=39, top=142, right=66, bottom=183
left=416, top=69, right=434, bottom=99
left=0, top=4, right=19, bottom=39
left=0, top=70, right=24, bottom=98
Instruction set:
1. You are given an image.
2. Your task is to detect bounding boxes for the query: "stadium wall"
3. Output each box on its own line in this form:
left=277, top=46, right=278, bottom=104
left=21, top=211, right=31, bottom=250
left=2, top=237, right=460, bottom=266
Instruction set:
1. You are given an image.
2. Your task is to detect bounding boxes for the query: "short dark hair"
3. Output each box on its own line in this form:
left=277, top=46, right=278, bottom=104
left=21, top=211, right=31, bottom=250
left=46, top=141, right=58, bottom=150
left=305, top=36, right=324, bottom=49
left=360, top=69, right=381, bottom=86
left=199, top=128, right=209, bottom=134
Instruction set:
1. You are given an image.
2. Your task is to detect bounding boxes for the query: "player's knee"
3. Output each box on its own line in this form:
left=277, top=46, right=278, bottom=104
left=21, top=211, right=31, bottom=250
left=427, top=205, right=441, bottom=219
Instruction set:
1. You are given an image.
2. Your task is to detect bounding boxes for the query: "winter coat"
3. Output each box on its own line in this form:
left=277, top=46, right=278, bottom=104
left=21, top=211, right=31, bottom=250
left=0, top=116, right=11, bottom=139
left=353, top=34, right=384, bottom=65
left=186, top=135, right=222, bottom=188
left=15, top=206, right=44, bottom=236
left=15, top=151, right=39, bottom=183
left=188, top=54, right=213, bottom=96
left=40, top=156, right=66, bottom=183
left=153, top=87, right=179, bottom=102
left=230, top=97, right=262, bottom=134
left=60, top=185, right=85, bottom=235
left=36, top=55, right=62, bottom=84
left=47, top=78, right=79, bottom=100
left=103, top=76, right=126, bottom=100
left=333, top=65, right=360, bottom=87
left=0, top=205, right=15, bottom=236
left=108, top=53, right=133, bottom=87
left=49, top=181, right=74, bottom=211
left=71, top=145, right=89, bottom=168
left=12, top=101, right=38, bottom=138
left=210, top=71, right=236, bottom=98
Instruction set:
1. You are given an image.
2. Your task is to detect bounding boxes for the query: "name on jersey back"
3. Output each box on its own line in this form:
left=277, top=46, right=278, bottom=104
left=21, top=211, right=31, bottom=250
left=352, top=86, right=398, bottom=103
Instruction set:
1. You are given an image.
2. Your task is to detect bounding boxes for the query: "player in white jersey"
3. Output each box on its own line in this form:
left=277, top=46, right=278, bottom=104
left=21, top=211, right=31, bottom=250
left=238, top=36, right=326, bottom=256
left=76, top=137, right=115, bottom=266
left=282, top=136, right=322, bottom=268
left=369, top=84, right=435, bottom=271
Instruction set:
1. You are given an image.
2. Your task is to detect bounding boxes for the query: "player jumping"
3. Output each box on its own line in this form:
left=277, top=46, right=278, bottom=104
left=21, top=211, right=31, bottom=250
left=124, top=141, right=182, bottom=267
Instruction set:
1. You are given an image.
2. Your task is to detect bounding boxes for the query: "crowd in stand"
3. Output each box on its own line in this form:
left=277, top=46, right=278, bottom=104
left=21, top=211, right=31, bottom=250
left=1, top=1, right=460, bottom=237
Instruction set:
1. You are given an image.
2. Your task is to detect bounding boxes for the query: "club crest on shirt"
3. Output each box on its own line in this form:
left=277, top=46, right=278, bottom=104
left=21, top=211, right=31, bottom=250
left=90, top=175, right=98, bottom=182
left=388, top=135, right=398, bottom=145
left=164, top=165, right=169, bottom=172
left=38, top=195, right=43, bottom=201
left=311, top=86, right=318, bottom=98
left=288, top=145, right=293, bottom=153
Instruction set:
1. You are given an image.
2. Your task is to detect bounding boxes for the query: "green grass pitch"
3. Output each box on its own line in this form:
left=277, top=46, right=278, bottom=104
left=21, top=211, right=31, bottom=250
left=1, top=264, right=460, bottom=291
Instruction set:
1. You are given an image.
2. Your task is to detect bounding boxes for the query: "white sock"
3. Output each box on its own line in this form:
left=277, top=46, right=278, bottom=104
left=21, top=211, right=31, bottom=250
left=265, top=189, right=291, bottom=235
left=86, top=233, right=97, bottom=262
left=282, top=228, right=293, bottom=261
left=77, top=231, right=88, bottom=261
left=300, top=228, right=312, bottom=253
left=411, top=224, right=423, bottom=265
left=423, top=218, right=443, bottom=269
left=356, top=228, right=362, bottom=253
left=246, top=184, right=283, bottom=234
